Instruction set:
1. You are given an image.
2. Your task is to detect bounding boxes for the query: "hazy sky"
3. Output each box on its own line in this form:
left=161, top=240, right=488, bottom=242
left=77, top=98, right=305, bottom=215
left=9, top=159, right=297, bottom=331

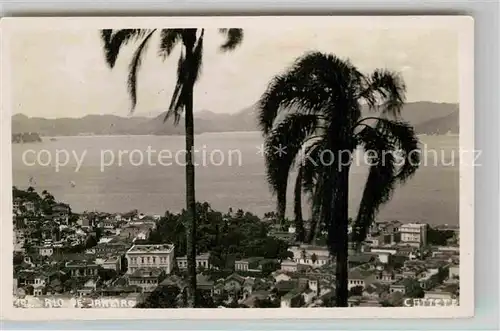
left=9, top=27, right=458, bottom=118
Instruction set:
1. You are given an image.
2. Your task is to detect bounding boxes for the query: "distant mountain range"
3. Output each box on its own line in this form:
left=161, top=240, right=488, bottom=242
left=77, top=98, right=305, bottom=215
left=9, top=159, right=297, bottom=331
left=11, top=101, right=458, bottom=137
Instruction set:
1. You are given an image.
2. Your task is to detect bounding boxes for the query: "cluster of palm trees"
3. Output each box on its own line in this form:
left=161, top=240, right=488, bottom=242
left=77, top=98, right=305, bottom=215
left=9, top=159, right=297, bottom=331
left=100, top=29, right=419, bottom=307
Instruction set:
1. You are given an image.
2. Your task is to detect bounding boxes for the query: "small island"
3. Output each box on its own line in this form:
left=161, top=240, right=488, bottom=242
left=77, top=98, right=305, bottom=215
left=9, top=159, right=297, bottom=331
left=12, top=132, right=42, bottom=144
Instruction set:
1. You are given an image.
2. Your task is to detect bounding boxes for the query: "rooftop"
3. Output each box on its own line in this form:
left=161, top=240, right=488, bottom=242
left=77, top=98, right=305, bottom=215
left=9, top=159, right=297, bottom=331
left=349, top=253, right=376, bottom=264
left=236, top=257, right=264, bottom=264
left=225, top=273, right=246, bottom=284
left=126, top=244, right=174, bottom=254
left=275, top=280, right=297, bottom=292
left=348, top=268, right=375, bottom=280
left=400, top=223, right=427, bottom=228
left=196, top=274, right=214, bottom=287
left=281, top=259, right=297, bottom=265
left=104, top=256, right=120, bottom=263
left=176, top=253, right=210, bottom=260
left=296, top=244, right=329, bottom=251
left=160, top=275, right=187, bottom=288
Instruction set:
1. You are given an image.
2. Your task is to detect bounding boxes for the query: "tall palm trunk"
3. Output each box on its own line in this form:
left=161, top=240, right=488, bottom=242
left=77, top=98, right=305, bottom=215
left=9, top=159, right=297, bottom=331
left=277, top=190, right=286, bottom=228
left=184, top=49, right=197, bottom=308
left=333, top=154, right=351, bottom=307
left=305, top=219, right=317, bottom=244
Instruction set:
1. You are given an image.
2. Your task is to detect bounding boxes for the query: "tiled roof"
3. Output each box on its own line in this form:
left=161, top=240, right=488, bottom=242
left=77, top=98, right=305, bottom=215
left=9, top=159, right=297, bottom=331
left=160, top=275, right=187, bottom=288
left=349, top=254, right=376, bottom=263
left=225, top=273, right=245, bottom=284
left=127, top=244, right=174, bottom=253
left=348, top=268, right=374, bottom=280
left=282, top=289, right=302, bottom=300
left=281, top=259, right=297, bottom=265
left=196, top=274, right=214, bottom=287
left=275, top=280, right=297, bottom=292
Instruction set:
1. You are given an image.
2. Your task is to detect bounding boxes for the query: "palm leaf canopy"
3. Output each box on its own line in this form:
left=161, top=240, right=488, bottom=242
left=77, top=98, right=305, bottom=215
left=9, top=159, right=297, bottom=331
left=257, top=52, right=420, bottom=245
left=100, top=28, right=244, bottom=121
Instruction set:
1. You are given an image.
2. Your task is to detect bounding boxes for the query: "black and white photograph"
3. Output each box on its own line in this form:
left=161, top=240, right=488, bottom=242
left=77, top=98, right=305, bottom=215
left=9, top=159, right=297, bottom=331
left=1, top=16, right=474, bottom=319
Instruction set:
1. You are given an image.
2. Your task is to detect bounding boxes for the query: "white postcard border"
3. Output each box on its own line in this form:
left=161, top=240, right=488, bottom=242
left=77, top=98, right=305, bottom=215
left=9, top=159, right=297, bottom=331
left=0, top=15, right=474, bottom=320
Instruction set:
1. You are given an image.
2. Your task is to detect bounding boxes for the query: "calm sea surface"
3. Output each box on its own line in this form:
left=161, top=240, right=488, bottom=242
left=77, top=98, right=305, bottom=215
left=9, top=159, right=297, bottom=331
left=12, top=132, right=459, bottom=225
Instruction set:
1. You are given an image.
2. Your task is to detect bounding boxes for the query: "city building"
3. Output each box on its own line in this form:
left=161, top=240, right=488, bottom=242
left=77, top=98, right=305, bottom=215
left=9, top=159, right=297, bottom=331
left=24, top=201, right=35, bottom=213
left=280, top=259, right=298, bottom=272
left=288, top=244, right=330, bottom=268
left=348, top=269, right=377, bottom=290
left=389, top=280, right=406, bottom=294
left=234, top=257, right=263, bottom=272
left=176, top=253, right=211, bottom=270
left=38, top=245, right=54, bottom=257
left=128, top=267, right=165, bottom=292
left=65, top=261, right=100, bottom=277
left=400, top=223, right=428, bottom=247
left=52, top=203, right=70, bottom=224
left=102, top=256, right=121, bottom=272
left=125, top=244, right=175, bottom=275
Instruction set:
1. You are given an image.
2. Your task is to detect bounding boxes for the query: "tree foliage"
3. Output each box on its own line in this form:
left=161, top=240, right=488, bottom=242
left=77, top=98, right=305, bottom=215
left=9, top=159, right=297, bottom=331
left=147, top=202, right=290, bottom=268
left=404, top=279, right=425, bottom=298
left=257, top=52, right=420, bottom=306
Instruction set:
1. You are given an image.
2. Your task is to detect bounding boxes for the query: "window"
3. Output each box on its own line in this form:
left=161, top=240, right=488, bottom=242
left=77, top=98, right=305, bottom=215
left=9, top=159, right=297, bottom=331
left=153, top=257, right=156, bottom=263
left=141, top=257, right=144, bottom=264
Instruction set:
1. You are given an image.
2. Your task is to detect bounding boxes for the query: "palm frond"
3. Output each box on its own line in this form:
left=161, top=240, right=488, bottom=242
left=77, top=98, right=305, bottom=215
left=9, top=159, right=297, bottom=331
left=258, top=73, right=328, bottom=135
left=300, top=139, right=324, bottom=194
left=164, top=30, right=205, bottom=125
left=219, top=28, right=244, bottom=51
left=312, top=168, right=336, bottom=251
left=165, top=50, right=187, bottom=124
left=191, top=29, right=205, bottom=85
left=258, top=52, right=363, bottom=135
left=100, top=29, right=148, bottom=68
left=127, top=29, right=156, bottom=111
left=375, top=118, right=420, bottom=182
left=352, top=125, right=396, bottom=243
left=362, top=69, right=406, bottom=117
left=300, top=140, right=325, bottom=244
left=158, top=29, right=183, bottom=60
left=264, top=113, right=319, bottom=218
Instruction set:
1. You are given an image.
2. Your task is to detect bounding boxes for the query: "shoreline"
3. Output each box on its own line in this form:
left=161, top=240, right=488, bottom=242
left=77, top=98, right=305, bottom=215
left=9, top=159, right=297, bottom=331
left=11, top=131, right=459, bottom=140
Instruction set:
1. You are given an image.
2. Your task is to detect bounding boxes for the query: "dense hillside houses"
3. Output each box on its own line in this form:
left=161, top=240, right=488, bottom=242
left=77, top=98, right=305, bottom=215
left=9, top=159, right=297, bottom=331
left=12, top=187, right=460, bottom=308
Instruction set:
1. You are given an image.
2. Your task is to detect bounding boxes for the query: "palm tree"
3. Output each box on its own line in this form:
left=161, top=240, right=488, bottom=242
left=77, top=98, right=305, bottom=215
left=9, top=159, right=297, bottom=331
left=100, top=28, right=243, bottom=307
left=257, top=52, right=420, bottom=307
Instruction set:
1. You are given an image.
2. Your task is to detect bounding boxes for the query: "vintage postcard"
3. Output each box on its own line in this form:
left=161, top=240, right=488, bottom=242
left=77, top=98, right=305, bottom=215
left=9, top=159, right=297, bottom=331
left=0, top=16, right=474, bottom=320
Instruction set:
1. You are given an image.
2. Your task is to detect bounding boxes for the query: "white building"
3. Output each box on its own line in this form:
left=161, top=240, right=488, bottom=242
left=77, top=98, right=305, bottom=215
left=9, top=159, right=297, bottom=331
left=280, top=259, right=298, bottom=272
left=102, top=256, right=121, bottom=272
left=38, top=245, right=54, bottom=257
left=370, top=247, right=398, bottom=264
left=400, top=223, right=428, bottom=247
left=125, top=244, right=175, bottom=275
left=176, top=253, right=210, bottom=270
left=288, top=244, right=330, bottom=268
